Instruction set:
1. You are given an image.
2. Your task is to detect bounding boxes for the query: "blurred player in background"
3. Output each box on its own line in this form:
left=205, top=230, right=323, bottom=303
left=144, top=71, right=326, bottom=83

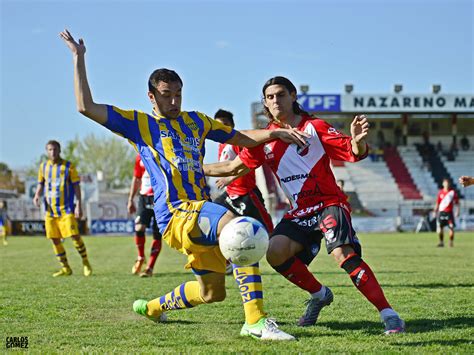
left=213, top=109, right=274, bottom=274
left=33, top=140, right=92, bottom=277
left=204, top=76, right=405, bottom=335
left=0, top=200, right=10, bottom=246
left=60, top=29, right=309, bottom=340
left=128, top=155, right=163, bottom=277
left=434, top=178, right=460, bottom=247
left=459, top=175, right=474, bottom=187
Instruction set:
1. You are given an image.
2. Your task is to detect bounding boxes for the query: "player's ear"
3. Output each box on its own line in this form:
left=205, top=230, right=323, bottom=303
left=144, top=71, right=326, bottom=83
left=290, top=91, right=297, bottom=103
left=148, top=91, right=156, bottom=104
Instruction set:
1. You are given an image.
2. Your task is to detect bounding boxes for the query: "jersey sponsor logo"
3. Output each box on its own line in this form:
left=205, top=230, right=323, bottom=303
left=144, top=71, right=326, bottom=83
left=292, top=188, right=321, bottom=201
left=292, top=203, right=323, bottom=217
left=280, top=173, right=316, bottom=183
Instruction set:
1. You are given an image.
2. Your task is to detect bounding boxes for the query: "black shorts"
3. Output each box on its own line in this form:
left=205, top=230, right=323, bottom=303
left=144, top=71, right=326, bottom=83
left=136, top=195, right=160, bottom=237
left=438, top=211, right=455, bottom=228
left=213, top=188, right=273, bottom=232
left=271, top=205, right=361, bottom=265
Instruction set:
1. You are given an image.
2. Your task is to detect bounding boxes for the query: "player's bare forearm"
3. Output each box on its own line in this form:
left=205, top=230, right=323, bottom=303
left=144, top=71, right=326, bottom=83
left=33, top=184, right=44, bottom=206
left=351, top=138, right=368, bottom=157
left=204, top=158, right=249, bottom=177
left=60, top=29, right=107, bottom=124
left=73, top=54, right=107, bottom=124
left=128, top=177, right=140, bottom=202
left=228, top=129, right=309, bottom=148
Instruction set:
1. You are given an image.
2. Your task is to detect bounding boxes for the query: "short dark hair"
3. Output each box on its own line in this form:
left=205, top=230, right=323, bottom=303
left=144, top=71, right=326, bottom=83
left=148, top=68, right=183, bottom=93
left=214, top=109, right=234, bottom=127
left=261, top=76, right=308, bottom=122
left=46, top=140, right=61, bottom=150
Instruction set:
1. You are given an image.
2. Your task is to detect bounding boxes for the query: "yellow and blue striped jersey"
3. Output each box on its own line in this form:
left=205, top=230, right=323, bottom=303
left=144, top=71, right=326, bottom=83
left=104, top=105, right=236, bottom=232
left=38, top=159, right=80, bottom=217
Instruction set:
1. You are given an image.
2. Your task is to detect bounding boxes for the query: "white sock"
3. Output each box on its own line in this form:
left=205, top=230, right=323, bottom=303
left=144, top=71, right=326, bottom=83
left=311, top=285, right=326, bottom=300
left=380, top=308, right=398, bottom=320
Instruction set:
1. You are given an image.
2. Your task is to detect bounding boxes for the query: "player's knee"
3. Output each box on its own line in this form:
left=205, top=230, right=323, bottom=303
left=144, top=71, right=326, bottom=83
left=201, top=287, right=226, bottom=303
left=266, top=244, right=289, bottom=266
left=135, top=230, right=145, bottom=237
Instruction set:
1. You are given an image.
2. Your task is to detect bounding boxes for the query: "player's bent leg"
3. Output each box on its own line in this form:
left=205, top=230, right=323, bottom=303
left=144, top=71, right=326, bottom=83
left=335, top=245, right=405, bottom=334
left=51, top=238, right=72, bottom=277
left=71, top=235, right=92, bottom=276
left=134, top=272, right=224, bottom=323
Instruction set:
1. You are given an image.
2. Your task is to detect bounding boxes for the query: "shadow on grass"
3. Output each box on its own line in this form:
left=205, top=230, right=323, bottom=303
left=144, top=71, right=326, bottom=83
left=396, top=339, right=473, bottom=347
left=314, top=316, right=474, bottom=335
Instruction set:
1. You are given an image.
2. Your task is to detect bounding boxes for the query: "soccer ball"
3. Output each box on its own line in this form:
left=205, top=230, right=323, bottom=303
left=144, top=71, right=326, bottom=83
left=219, top=216, right=269, bottom=266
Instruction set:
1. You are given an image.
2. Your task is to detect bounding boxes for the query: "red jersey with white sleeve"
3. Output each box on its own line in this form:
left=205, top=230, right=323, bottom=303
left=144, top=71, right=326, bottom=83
left=239, top=115, right=368, bottom=219
left=436, top=188, right=458, bottom=213
left=134, top=155, right=153, bottom=196
left=218, top=143, right=256, bottom=196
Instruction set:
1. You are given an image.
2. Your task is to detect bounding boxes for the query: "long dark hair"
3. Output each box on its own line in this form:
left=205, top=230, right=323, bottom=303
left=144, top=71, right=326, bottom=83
left=261, top=76, right=308, bottom=126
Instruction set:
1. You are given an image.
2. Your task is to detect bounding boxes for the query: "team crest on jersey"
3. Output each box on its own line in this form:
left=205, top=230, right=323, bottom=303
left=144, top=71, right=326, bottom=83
left=296, top=140, right=311, bottom=156
left=263, top=144, right=274, bottom=159
left=327, top=127, right=340, bottom=135
left=186, top=121, right=199, bottom=131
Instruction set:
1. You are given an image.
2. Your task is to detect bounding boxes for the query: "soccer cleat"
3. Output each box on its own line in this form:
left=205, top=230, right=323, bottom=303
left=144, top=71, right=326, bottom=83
left=449, top=240, right=454, bottom=248
left=3, top=240, right=8, bottom=246
left=383, top=315, right=405, bottom=334
left=298, top=286, right=334, bottom=326
left=133, top=299, right=167, bottom=323
left=437, top=242, right=444, bottom=247
left=83, top=261, right=92, bottom=276
left=132, top=257, right=145, bottom=274
left=240, top=317, right=295, bottom=341
left=53, top=267, right=72, bottom=277
left=139, top=268, right=153, bottom=278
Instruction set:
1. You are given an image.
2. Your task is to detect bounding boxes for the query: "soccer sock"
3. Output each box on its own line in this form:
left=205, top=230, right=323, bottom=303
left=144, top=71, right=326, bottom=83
left=147, top=239, right=162, bottom=270
left=135, top=231, right=145, bottom=259
left=72, top=237, right=89, bottom=263
left=233, top=263, right=266, bottom=325
left=341, top=253, right=391, bottom=311
left=146, top=281, right=206, bottom=318
left=52, top=242, right=69, bottom=268
left=273, top=256, right=323, bottom=294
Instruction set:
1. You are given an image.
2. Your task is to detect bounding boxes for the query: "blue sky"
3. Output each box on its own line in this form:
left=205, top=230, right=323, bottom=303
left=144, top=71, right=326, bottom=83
left=1, top=0, right=472, bottom=170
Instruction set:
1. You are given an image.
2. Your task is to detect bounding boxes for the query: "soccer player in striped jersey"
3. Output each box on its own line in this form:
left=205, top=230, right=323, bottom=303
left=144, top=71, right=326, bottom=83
left=33, top=140, right=92, bottom=277
left=204, top=76, right=405, bottom=335
left=434, top=178, right=460, bottom=247
left=0, top=200, right=10, bottom=246
left=60, top=29, right=309, bottom=340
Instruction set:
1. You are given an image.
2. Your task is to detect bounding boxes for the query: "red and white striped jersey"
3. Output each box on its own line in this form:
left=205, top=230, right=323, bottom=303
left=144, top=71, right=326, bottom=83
left=134, top=155, right=154, bottom=196
left=218, top=143, right=256, bottom=196
left=240, top=115, right=367, bottom=219
left=437, top=189, right=458, bottom=213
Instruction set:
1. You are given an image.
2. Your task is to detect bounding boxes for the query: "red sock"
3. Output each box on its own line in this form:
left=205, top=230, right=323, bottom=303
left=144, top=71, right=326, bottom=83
left=273, top=256, right=322, bottom=294
left=342, top=254, right=391, bottom=311
left=134, top=233, right=145, bottom=259
left=147, top=239, right=162, bottom=270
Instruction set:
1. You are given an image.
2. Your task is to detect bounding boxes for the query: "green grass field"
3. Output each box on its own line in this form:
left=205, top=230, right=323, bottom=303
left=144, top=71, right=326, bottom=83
left=1, top=232, right=473, bottom=353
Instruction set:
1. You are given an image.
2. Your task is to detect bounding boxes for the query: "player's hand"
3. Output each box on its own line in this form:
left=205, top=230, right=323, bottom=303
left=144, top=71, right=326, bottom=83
left=351, top=115, right=369, bottom=143
left=59, top=29, right=86, bottom=56
left=459, top=175, right=474, bottom=187
left=273, top=127, right=310, bottom=148
left=75, top=204, right=83, bottom=219
left=127, top=200, right=136, bottom=215
left=216, top=177, right=231, bottom=189
left=33, top=195, right=40, bottom=208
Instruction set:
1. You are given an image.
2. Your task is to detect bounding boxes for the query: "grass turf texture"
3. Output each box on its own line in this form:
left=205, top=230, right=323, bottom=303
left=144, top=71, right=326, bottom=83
left=1, top=232, right=473, bottom=353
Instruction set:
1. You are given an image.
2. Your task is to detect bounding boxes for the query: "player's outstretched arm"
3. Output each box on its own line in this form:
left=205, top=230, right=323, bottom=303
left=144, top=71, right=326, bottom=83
left=350, top=115, right=369, bottom=156
left=204, top=156, right=250, bottom=178
left=60, top=29, right=107, bottom=125
left=227, top=128, right=310, bottom=148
